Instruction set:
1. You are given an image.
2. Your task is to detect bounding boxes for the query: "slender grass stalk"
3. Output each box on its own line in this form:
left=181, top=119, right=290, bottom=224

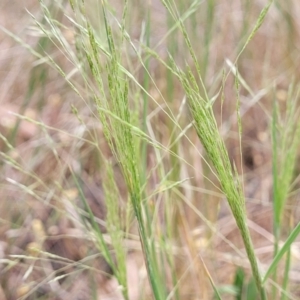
left=140, top=1, right=151, bottom=187
left=271, top=94, right=280, bottom=298
left=280, top=247, right=291, bottom=300
left=235, top=68, right=244, bottom=191
left=202, top=0, right=215, bottom=81
left=263, top=221, right=300, bottom=283
left=71, top=171, right=114, bottom=268
left=270, top=82, right=300, bottom=298
left=104, top=162, right=128, bottom=299
left=160, top=1, right=271, bottom=298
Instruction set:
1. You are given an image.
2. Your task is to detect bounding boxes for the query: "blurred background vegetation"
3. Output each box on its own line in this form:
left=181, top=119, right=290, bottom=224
left=0, top=0, right=300, bottom=299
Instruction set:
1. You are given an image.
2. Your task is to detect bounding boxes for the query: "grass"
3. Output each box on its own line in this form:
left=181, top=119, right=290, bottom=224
left=1, top=0, right=300, bottom=299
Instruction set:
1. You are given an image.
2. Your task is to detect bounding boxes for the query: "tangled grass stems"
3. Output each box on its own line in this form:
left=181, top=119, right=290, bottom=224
left=78, top=2, right=168, bottom=299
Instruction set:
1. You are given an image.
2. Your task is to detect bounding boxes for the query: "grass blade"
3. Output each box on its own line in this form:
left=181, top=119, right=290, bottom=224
left=263, top=221, right=300, bottom=283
